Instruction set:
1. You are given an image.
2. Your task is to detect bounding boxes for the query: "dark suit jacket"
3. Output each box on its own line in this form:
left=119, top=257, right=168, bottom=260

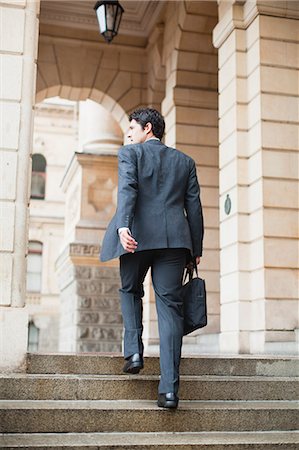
left=100, top=139, right=204, bottom=262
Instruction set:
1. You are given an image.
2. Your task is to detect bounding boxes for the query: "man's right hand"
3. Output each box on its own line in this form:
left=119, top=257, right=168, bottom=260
left=119, top=229, right=138, bottom=253
left=186, top=256, right=201, bottom=271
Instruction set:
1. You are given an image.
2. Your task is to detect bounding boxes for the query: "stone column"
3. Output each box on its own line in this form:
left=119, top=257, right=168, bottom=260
left=213, top=0, right=298, bottom=353
left=0, top=0, right=40, bottom=370
left=160, top=1, right=220, bottom=353
left=56, top=104, right=124, bottom=353
left=78, top=100, right=123, bottom=154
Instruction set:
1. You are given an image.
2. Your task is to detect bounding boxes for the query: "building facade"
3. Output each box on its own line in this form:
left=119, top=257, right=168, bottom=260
left=0, top=0, right=298, bottom=370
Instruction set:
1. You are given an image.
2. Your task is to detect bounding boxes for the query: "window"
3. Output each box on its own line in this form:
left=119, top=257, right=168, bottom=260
left=26, top=241, right=43, bottom=292
left=28, top=321, right=39, bottom=352
left=31, top=154, right=46, bottom=199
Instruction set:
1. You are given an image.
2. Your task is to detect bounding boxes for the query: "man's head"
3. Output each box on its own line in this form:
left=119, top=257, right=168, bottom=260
left=127, top=108, right=165, bottom=143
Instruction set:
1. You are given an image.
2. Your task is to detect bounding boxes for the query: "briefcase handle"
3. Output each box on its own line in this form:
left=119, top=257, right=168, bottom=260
left=183, top=259, right=199, bottom=284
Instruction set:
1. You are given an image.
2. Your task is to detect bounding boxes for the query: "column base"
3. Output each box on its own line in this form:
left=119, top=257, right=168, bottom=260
left=0, top=307, right=28, bottom=372
left=220, top=331, right=250, bottom=354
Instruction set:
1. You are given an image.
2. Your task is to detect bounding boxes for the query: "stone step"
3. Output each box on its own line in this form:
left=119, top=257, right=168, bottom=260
left=1, top=431, right=299, bottom=449
left=1, top=373, right=298, bottom=401
left=26, top=353, right=299, bottom=377
left=0, top=400, right=297, bottom=433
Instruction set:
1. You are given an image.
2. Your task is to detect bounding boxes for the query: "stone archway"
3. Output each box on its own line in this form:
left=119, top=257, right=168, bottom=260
left=36, top=86, right=130, bottom=136
left=35, top=34, right=147, bottom=128
left=31, top=90, right=130, bottom=354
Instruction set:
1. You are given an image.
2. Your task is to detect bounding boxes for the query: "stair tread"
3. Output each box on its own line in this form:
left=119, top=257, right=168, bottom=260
left=26, top=353, right=299, bottom=377
left=1, top=431, right=299, bottom=447
left=27, top=352, right=299, bottom=359
left=1, top=399, right=297, bottom=410
left=2, top=373, right=298, bottom=381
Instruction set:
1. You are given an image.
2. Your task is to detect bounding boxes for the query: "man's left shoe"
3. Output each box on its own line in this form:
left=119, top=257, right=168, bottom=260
left=123, top=353, right=144, bottom=374
left=157, top=392, right=179, bottom=409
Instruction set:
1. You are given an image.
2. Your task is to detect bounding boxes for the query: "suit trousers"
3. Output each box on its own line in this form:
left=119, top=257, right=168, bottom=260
left=119, top=248, right=187, bottom=394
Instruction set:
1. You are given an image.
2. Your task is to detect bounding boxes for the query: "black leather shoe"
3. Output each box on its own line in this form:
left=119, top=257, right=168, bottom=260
left=123, top=353, right=144, bottom=374
left=157, top=392, right=179, bottom=409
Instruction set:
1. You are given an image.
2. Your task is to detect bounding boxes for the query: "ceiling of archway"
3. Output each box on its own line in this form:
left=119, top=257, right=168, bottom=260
left=39, top=0, right=165, bottom=46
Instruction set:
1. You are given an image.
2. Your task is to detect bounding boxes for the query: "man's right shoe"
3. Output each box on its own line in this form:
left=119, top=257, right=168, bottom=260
left=123, top=353, right=144, bottom=374
left=157, top=392, right=179, bottom=409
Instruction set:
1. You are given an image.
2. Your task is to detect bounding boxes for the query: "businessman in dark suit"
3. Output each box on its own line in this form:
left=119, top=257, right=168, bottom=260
left=100, top=108, right=204, bottom=408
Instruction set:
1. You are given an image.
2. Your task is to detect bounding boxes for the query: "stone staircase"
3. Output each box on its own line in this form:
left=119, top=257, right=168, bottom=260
left=0, top=353, right=298, bottom=449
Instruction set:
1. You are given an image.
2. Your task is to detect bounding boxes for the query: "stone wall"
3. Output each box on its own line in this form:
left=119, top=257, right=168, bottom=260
left=57, top=244, right=122, bottom=353
left=0, top=0, right=40, bottom=370
left=214, top=0, right=299, bottom=353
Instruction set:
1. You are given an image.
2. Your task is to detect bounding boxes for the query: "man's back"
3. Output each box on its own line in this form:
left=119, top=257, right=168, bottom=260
left=100, top=139, right=203, bottom=262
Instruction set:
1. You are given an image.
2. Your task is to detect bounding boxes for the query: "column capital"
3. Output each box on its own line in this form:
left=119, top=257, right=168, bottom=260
left=213, top=0, right=299, bottom=48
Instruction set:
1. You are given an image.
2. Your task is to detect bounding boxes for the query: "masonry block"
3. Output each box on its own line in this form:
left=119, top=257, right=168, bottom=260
left=260, top=15, right=299, bottom=42
left=0, top=151, right=17, bottom=200
left=0, top=102, right=21, bottom=150
left=264, top=237, right=299, bottom=268
left=261, top=93, right=298, bottom=123
left=0, top=254, right=13, bottom=306
left=0, top=306, right=28, bottom=371
left=265, top=299, right=299, bottom=330
left=0, top=7, right=25, bottom=53
left=260, top=39, right=299, bottom=69
left=265, top=268, right=299, bottom=300
left=180, top=144, right=218, bottom=167
left=261, top=66, right=299, bottom=96
left=38, top=62, right=60, bottom=88
left=218, top=29, right=246, bottom=68
left=263, top=179, right=298, bottom=209
left=0, top=201, right=15, bottom=251
left=107, top=72, right=132, bottom=102
left=178, top=51, right=217, bottom=73
left=264, top=208, right=299, bottom=239
left=263, top=150, right=298, bottom=180
left=0, top=55, right=23, bottom=101
left=262, top=121, right=298, bottom=150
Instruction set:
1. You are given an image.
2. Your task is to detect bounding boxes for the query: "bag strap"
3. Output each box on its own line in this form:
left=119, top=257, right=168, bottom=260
left=183, top=260, right=199, bottom=283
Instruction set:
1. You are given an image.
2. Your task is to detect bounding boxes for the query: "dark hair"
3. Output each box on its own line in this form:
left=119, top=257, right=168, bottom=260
left=128, top=108, right=165, bottom=140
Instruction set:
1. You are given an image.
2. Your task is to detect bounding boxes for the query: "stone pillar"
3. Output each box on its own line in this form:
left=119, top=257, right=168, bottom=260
left=213, top=0, right=299, bottom=353
left=78, top=100, right=123, bottom=154
left=0, top=0, right=40, bottom=370
left=56, top=104, right=124, bottom=352
left=160, top=1, right=220, bottom=353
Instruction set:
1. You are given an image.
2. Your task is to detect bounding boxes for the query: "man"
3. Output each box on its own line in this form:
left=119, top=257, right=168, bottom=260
left=100, top=108, right=204, bottom=409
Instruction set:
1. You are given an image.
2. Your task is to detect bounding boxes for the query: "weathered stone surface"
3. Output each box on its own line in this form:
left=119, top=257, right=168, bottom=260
left=0, top=399, right=297, bottom=433
left=1, top=373, right=298, bottom=401
left=57, top=255, right=122, bottom=353
left=26, top=354, right=299, bottom=377
left=1, top=430, right=298, bottom=449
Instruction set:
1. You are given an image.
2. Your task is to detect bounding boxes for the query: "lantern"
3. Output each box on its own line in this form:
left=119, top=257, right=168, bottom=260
left=94, top=1, right=124, bottom=43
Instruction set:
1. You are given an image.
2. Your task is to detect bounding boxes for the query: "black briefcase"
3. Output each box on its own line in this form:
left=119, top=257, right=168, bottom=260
left=182, top=266, right=207, bottom=336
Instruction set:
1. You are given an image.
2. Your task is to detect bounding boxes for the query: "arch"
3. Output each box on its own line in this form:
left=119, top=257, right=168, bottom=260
left=35, top=36, right=147, bottom=134
left=36, top=86, right=130, bottom=135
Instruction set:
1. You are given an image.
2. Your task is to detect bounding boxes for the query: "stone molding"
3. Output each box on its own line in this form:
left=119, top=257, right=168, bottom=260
left=40, top=0, right=164, bottom=38
left=56, top=243, right=102, bottom=273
